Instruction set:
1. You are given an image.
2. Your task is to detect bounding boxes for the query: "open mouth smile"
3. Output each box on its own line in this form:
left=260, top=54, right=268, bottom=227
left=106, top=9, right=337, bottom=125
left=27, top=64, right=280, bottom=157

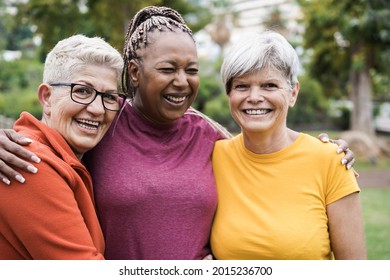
left=164, top=95, right=188, bottom=104
left=76, top=119, right=100, bottom=130
left=244, top=109, right=272, bottom=115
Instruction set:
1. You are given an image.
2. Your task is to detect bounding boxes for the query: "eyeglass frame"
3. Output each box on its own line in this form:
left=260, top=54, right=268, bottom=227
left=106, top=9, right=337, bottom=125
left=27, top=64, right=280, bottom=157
left=49, top=82, right=127, bottom=112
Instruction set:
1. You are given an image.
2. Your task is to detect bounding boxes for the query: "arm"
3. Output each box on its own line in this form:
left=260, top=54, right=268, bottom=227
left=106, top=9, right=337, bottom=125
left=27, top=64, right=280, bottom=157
left=327, top=192, right=367, bottom=259
left=0, top=129, right=41, bottom=185
left=0, top=164, right=104, bottom=259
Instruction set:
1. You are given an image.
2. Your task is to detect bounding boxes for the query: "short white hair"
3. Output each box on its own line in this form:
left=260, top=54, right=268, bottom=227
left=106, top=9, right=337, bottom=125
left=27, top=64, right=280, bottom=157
left=43, top=34, right=123, bottom=85
left=221, top=30, right=300, bottom=93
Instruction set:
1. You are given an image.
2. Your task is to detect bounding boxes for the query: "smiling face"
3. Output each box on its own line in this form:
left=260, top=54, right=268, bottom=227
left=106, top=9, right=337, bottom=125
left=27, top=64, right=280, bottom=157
left=228, top=67, right=299, bottom=136
left=39, top=65, right=118, bottom=158
left=129, top=30, right=199, bottom=125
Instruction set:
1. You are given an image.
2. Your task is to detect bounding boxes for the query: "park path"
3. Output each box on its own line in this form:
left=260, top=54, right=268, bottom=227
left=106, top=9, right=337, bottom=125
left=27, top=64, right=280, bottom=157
left=357, top=169, right=390, bottom=188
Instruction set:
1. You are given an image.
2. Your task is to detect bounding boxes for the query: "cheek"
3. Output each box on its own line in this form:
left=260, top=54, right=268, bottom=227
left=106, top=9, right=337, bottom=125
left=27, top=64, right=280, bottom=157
left=52, top=99, right=80, bottom=121
left=104, top=112, right=116, bottom=126
left=228, top=94, right=241, bottom=110
left=190, top=76, right=200, bottom=90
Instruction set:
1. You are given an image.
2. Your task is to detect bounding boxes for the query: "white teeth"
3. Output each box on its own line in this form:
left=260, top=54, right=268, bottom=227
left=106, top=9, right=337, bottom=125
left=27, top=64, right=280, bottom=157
left=78, top=119, right=99, bottom=126
left=77, top=119, right=100, bottom=130
left=245, top=109, right=269, bottom=115
left=165, top=95, right=187, bottom=103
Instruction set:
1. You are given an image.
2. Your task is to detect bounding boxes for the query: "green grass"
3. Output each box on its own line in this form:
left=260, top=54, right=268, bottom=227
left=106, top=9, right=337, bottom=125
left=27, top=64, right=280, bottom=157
left=361, top=188, right=390, bottom=259
left=354, top=157, right=390, bottom=171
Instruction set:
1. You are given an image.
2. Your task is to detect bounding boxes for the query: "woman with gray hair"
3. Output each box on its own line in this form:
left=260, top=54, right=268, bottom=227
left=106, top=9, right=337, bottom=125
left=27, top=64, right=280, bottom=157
left=210, top=30, right=366, bottom=260
left=0, top=34, right=124, bottom=259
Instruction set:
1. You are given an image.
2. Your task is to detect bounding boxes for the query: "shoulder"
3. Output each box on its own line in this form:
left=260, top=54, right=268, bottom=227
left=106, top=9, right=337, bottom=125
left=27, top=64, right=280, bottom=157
left=300, top=133, right=339, bottom=154
left=184, top=108, right=231, bottom=140
left=214, top=134, right=240, bottom=154
left=297, top=134, right=347, bottom=173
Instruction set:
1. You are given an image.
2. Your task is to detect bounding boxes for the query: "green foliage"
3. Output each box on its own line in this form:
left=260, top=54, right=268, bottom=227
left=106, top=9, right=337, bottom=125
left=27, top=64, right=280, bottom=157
left=86, top=0, right=162, bottom=50
left=361, top=188, right=390, bottom=259
left=0, top=59, right=43, bottom=119
left=12, top=0, right=213, bottom=57
left=161, top=0, right=213, bottom=33
left=194, top=56, right=238, bottom=132
left=14, top=0, right=87, bottom=60
left=203, top=93, right=238, bottom=133
left=371, top=69, right=390, bottom=102
left=298, top=0, right=390, bottom=100
left=1, top=88, right=42, bottom=120
left=0, top=59, right=41, bottom=91
left=288, top=74, right=330, bottom=128
left=0, top=0, right=33, bottom=52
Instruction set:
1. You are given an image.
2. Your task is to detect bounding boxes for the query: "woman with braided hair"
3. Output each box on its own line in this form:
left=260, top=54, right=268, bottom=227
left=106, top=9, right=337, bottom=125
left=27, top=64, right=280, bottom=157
left=82, top=6, right=232, bottom=260
left=0, top=6, right=354, bottom=260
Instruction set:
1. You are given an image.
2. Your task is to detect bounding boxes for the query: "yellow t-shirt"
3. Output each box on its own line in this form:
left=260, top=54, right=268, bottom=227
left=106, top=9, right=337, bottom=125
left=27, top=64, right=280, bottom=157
left=210, top=133, right=359, bottom=260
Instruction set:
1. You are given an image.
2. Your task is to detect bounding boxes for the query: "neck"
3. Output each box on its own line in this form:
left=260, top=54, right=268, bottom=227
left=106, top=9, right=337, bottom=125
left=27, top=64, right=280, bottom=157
left=242, top=127, right=299, bottom=154
left=132, top=99, right=176, bottom=127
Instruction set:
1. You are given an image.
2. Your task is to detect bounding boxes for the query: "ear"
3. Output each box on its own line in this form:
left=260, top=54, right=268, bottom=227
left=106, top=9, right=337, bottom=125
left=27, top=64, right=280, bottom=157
left=289, top=81, right=300, bottom=108
left=128, top=59, right=140, bottom=87
left=38, top=83, right=53, bottom=116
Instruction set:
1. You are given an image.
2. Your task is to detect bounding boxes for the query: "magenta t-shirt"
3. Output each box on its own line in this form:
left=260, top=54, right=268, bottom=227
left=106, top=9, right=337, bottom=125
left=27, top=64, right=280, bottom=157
left=84, top=103, right=224, bottom=259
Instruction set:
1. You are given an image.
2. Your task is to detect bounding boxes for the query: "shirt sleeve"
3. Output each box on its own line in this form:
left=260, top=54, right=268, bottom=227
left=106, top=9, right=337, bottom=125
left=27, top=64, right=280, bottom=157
left=325, top=151, right=360, bottom=205
left=0, top=161, right=104, bottom=260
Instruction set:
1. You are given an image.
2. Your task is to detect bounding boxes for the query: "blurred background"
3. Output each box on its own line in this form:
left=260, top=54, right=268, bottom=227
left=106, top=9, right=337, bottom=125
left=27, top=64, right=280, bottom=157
left=0, top=0, right=389, bottom=259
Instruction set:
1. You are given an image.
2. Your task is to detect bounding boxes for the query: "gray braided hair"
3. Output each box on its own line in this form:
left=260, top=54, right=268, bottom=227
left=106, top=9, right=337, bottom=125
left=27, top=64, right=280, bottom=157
left=122, top=6, right=194, bottom=99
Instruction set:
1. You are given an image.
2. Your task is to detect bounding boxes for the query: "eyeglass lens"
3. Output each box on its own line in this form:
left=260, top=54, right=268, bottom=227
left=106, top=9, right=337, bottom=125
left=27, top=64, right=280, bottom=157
left=71, top=84, right=123, bottom=111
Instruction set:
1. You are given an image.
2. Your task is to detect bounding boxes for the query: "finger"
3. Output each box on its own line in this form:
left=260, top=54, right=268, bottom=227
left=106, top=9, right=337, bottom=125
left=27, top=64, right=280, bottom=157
left=2, top=129, right=34, bottom=146
left=0, top=138, right=41, bottom=163
left=347, top=158, right=356, bottom=171
left=340, top=148, right=354, bottom=165
left=0, top=161, right=26, bottom=184
left=0, top=172, right=11, bottom=185
left=317, top=133, right=330, bottom=143
left=333, top=139, right=349, bottom=154
left=0, top=149, right=39, bottom=175
left=352, top=167, right=359, bottom=178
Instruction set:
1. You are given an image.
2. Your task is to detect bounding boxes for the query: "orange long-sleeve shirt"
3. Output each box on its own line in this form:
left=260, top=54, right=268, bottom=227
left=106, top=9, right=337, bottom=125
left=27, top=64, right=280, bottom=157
left=0, top=112, right=105, bottom=259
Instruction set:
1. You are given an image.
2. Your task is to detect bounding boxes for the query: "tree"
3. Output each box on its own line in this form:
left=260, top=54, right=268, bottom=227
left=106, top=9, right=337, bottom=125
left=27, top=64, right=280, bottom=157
left=12, top=0, right=212, bottom=57
left=298, top=0, right=390, bottom=136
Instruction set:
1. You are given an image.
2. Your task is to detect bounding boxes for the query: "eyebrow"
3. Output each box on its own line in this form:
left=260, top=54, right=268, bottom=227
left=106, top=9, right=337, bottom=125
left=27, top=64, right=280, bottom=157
left=73, top=81, right=118, bottom=93
left=158, top=60, right=199, bottom=67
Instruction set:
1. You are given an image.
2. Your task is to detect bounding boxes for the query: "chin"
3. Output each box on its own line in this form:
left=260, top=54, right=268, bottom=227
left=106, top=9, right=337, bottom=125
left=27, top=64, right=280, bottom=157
left=242, top=125, right=270, bottom=134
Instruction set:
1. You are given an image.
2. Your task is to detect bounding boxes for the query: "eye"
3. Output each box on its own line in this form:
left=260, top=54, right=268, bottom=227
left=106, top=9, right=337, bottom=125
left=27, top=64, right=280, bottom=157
left=232, top=83, right=250, bottom=91
left=261, top=83, right=279, bottom=91
left=72, top=85, right=94, bottom=98
left=102, top=93, right=119, bottom=104
left=159, top=68, right=175, bottom=73
left=186, top=67, right=199, bottom=75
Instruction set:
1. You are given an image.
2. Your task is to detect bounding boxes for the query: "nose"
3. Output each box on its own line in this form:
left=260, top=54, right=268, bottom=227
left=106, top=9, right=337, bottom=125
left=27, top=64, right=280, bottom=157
left=172, top=70, right=189, bottom=87
left=247, top=87, right=265, bottom=103
left=87, top=94, right=106, bottom=114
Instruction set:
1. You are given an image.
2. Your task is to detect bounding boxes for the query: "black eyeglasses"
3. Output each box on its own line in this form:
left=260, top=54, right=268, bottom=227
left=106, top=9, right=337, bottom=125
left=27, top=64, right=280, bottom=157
left=50, top=83, right=127, bottom=112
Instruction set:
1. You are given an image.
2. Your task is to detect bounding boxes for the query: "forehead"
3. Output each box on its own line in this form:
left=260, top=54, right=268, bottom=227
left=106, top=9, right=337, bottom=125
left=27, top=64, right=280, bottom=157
left=234, top=67, right=286, bottom=81
left=71, top=65, right=118, bottom=89
left=140, top=30, right=198, bottom=62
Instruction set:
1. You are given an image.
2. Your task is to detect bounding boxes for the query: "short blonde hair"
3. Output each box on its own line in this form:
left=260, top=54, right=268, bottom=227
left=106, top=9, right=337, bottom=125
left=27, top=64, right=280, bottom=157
left=43, top=34, right=123, bottom=85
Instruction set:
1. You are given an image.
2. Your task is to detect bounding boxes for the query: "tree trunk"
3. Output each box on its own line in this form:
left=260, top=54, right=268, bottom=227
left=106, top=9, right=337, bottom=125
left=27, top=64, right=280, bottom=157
left=349, top=64, right=375, bottom=136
